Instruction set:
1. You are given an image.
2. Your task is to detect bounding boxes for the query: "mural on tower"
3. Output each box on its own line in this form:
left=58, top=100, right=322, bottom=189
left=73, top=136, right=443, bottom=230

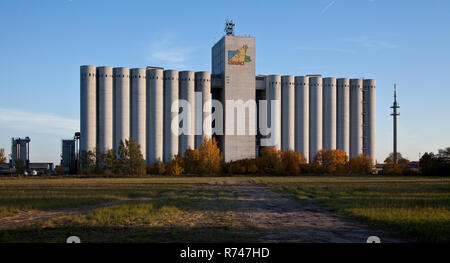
left=227, top=44, right=252, bottom=65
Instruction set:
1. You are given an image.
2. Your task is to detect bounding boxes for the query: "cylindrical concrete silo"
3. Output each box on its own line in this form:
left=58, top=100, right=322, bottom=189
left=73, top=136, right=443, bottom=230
left=179, top=71, right=195, bottom=156
left=97, top=66, right=113, bottom=153
left=113, top=67, right=130, bottom=151
left=350, top=78, right=363, bottom=158
left=146, top=68, right=164, bottom=164
left=268, top=75, right=281, bottom=150
left=195, top=72, right=211, bottom=148
left=323, top=77, right=337, bottom=150
left=281, top=75, right=295, bottom=151
left=295, top=76, right=309, bottom=162
left=130, top=68, right=146, bottom=159
left=163, top=70, right=179, bottom=163
left=363, top=79, right=376, bottom=163
left=337, top=78, right=350, bottom=156
left=80, top=65, right=97, bottom=153
left=309, top=76, right=322, bottom=161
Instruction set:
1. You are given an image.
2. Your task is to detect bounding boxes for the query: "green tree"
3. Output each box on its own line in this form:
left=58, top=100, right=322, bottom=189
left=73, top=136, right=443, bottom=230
left=147, top=160, right=165, bottom=175
left=80, top=150, right=96, bottom=175
left=118, top=138, right=146, bottom=176
left=0, top=148, right=7, bottom=163
left=104, top=149, right=119, bottom=175
left=15, top=158, right=25, bottom=175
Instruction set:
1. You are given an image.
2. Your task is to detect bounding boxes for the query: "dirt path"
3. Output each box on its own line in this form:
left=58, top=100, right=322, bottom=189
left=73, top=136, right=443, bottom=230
left=216, top=180, right=406, bottom=243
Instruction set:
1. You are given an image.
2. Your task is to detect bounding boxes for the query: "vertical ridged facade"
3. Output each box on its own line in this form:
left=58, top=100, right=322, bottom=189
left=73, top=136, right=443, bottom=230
left=97, top=66, right=113, bottom=153
left=337, top=78, right=350, bottom=156
left=295, top=76, right=309, bottom=161
left=80, top=65, right=97, bottom=153
left=309, top=76, right=322, bottom=161
left=146, top=68, right=164, bottom=164
left=350, top=78, right=363, bottom=158
left=179, top=71, right=195, bottom=156
left=323, top=77, right=337, bottom=150
left=195, top=72, right=211, bottom=148
left=363, top=79, right=376, bottom=163
left=163, top=70, right=179, bottom=163
left=281, top=75, right=295, bottom=150
left=130, top=68, right=146, bottom=158
left=268, top=75, right=281, bottom=150
left=113, top=67, right=130, bottom=150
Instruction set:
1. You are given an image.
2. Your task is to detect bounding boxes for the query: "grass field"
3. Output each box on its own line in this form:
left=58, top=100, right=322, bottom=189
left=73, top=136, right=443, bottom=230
left=0, top=176, right=449, bottom=243
left=252, top=176, right=450, bottom=242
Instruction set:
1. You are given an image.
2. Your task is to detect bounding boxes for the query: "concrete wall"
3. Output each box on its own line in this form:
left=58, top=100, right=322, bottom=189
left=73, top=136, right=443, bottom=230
left=309, top=76, right=322, bottom=161
left=113, top=67, right=130, bottom=150
left=215, top=36, right=256, bottom=162
left=146, top=68, right=164, bottom=164
left=295, top=76, right=309, bottom=162
left=179, top=71, right=195, bottom=156
left=363, top=79, right=376, bottom=163
left=268, top=75, right=281, bottom=150
left=80, top=65, right=97, bottom=152
left=281, top=75, right=295, bottom=150
left=97, top=66, right=113, bottom=153
left=163, top=70, right=179, bottom=163
left=130, top=68, right=146, bottom=158
left=323, top=77, right=337, bottom=150
left=337, top=78, right=350, bottom=156
left=350, top=78, right=363, bottom=158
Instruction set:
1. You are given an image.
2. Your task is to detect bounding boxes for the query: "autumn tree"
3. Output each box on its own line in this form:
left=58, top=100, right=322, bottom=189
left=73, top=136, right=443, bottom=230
left=280, top=150, right=307, bottom=175
left=165, top=154, right=184, bottom=175
left=347, top=154, right=375, bottom=174
left=147, top=160, right=165, bottom=175
left=312, top=149, right=347, bottom=174
left=197, top=137, right=223, bottom=175
left=0, top=148, right=7, bottom=163
left=382, top=152, right=409, bottom=175
left=256, top=147, right=282, bottom=174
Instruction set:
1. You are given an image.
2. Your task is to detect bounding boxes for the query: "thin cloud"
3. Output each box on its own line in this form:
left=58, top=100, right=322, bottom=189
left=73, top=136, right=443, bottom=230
left=147, top=38, right=195, bottom=68
left=296, top=45, right=354, bottom=54
left=0, top=108, right=78, bottom=136
left=321, top=0, right=337, bottom=14
left=343, top=36, right=399, bottom=49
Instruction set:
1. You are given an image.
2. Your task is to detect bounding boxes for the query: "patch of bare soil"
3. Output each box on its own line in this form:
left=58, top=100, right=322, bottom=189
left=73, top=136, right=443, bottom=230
left=214, top=180, right=407, bottom=243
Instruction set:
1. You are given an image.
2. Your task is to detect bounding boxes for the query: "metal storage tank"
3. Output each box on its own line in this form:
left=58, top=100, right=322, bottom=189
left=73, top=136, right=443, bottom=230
left=268, top=75, right=281, bottom=150
left=295, top=76, right=309, bottom=161
left=113, top=67, right=130, bottom=150
left=323, top=77, right=337, bottom=150
left=281, top=75, right=295, bottom=150
left=363, top=79, right=376, bottom=163
left=97, top=66, right=113, bottom=153
left=131, top=68, right=146, bottom=159
left=146, top=68, right=164, bottom=164
left=350, top=78, right=363, bottom=158
left=163, top=70, right=179, bottom=163
left=309, top=76, right=322, bottom=161
left=179, top=71, right=195, bottom=156
left=80, top=65, right=97, bottom=152
left=195, top=71, right=211, bottom=148
left=337, top=78, right=350, bottom=156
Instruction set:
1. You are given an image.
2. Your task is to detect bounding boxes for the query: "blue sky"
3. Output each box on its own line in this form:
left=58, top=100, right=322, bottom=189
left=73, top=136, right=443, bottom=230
left=1, top=0, right=449, bottom=164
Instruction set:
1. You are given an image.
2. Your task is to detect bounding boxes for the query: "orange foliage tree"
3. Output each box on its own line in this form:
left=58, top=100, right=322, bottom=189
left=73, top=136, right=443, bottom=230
left=182, top=137, right=222, bottom=175
left=165, top=154, right=184, bottom=175
left=312, top=149, right=347, bottom=174
left=347, top=154, right=375, bottom=174
left=280, top=150, right=307, bottom=175
left=256, top=147, right=282, bottom=174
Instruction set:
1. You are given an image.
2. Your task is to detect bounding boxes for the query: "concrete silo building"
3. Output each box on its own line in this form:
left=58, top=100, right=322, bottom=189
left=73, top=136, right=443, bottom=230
left=80, top=22, right=376, bottom=165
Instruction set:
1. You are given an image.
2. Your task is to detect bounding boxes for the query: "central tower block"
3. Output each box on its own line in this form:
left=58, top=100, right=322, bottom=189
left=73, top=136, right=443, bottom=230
left=212, top=35, right=256, bottom=162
